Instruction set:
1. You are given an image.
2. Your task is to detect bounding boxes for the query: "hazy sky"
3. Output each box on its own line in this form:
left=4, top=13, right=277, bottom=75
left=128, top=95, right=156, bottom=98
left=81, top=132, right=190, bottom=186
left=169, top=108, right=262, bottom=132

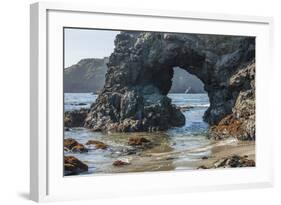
left=64, top=28, right=120, bottom=67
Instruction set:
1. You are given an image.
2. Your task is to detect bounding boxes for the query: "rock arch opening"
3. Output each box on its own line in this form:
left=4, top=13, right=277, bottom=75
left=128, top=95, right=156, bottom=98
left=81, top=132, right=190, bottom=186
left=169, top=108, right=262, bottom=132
left=169, top=67, right=205, bottom=94
left=84, top=31, right=255, bottom=140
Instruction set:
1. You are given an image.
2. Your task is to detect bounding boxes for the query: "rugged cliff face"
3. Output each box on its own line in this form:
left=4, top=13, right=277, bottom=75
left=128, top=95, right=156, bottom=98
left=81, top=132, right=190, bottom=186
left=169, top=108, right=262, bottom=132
left=209, top=60, right=255, bottom=140
left=84, top=32, right=255, bottom=140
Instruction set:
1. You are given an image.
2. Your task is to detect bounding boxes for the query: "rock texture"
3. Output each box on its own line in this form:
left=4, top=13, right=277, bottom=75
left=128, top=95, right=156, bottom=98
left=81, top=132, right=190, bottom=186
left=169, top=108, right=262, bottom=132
left=112, top=159, right=131, bottom=166
left=198, top=155, right=255, bottom=169
left=64, top=138, right=88, bottom=153
left=84, top=32, right=255, bottom=140
left=64, top=156, right=88, bottom=175
left=85, top=140, right=108, bottom=150
left=64, top=58, right=204, bottom=93
left=209, top=61, right=255, bottom=140
left=128, top=136, right=151, bottom=146
left=213, top=155, right=255, bottom=168
left=64, top=108, right=89, bottom=127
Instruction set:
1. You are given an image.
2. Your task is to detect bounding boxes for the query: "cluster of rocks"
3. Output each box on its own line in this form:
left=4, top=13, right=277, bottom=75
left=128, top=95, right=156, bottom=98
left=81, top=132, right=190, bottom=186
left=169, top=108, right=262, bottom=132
left=64, top=138, right=109, bottom=175
left=80, top=31, right=255, bottom=140
left=64, top=138, right=109, bottom=153
left=198, top=155, right=255, bottom=169
left=63, top=138, right=108, bottom=176
left=213, top=155, right=255, bottom=168
left=64, top=136, right=153, bottom=174
left=111, top=136, right=153, bottom=167
left=64, top=108, right=89, bottom=128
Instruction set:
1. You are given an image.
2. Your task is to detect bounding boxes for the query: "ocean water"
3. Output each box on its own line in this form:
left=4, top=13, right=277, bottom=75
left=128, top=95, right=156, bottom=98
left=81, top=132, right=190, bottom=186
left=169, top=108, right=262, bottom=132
left=64, top=93, right=212, bottom=174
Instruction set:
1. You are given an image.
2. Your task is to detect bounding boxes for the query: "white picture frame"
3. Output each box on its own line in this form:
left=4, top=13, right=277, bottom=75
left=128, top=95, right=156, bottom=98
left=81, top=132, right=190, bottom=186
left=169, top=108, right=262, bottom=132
left=30, top=2, right=274, bottom=202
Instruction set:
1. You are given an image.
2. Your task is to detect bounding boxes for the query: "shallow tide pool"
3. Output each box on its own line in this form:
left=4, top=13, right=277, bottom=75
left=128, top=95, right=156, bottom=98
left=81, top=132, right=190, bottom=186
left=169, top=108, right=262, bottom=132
left=64, top=93, right=213, bottom=174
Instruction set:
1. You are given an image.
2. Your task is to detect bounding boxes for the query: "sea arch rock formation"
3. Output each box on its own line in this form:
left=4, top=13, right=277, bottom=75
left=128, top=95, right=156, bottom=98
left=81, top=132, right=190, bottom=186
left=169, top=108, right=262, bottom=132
left=84, top=32, right=255, bottom=140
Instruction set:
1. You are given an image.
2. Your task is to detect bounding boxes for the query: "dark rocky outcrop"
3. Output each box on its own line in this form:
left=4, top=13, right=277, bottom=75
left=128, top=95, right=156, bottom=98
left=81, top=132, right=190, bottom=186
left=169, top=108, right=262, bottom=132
left=64, top=156, right=88, bottom=175
left=64, top=108, right=89, bottom=127
left=209, top=61, right=255, bottom=140
left=84, top=32, right=255, bottom=140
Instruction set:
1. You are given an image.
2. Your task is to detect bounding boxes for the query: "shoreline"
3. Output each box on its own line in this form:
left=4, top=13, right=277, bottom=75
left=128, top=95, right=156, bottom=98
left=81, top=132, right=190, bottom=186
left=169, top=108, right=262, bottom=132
left=63, top=92, right=255, bottom=175
left=64, top=132, right=255, bottom=175
left=90, top=137, right=255, bottom=174
left=193, top=139, right=255, bottom=169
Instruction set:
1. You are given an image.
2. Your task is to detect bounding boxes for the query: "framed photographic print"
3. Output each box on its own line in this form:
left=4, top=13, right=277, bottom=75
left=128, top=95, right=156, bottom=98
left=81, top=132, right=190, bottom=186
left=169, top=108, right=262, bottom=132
left=30, top=2, right=274, bottom=202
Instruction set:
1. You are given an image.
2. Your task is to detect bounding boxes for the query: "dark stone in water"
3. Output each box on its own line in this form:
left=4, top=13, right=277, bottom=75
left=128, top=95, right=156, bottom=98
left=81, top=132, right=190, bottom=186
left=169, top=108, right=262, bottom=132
left=85, top=140, right=108, bottom=150
left=71, top=144, right=88, bottom=153
left=128, top=136, right=150, bottom=146
left=166, top=157, right=176, bottom=160
left=64, top=108, right=89, bottom=127
left=64, top=156, right=88, bottom=175
left=113, top=160, right=130, bottom=166
left=64, top=138, right=88, bottom=153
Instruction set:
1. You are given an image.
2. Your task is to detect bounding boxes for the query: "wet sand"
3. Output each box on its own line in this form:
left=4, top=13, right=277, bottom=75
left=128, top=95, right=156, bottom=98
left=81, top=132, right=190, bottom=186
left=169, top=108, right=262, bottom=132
left=193, top=139, right=255, bottom=168
left=100, top=137, right=255, bottom=173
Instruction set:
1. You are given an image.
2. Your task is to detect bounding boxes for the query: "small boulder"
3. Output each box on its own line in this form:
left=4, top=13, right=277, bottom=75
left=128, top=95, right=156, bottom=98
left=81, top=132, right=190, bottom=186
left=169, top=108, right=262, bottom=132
left=71, top=144, right=88, bottom=153
left=197, top=165, right=208, bottom=169
left=64, top=138, right=78, bottom=149
left=64, top=156, right=88, bottom=175
left=113, top=159, right=130, bottom=166
left=86, top=140, right=108, bottom=150
left=64, top=138, right=88, bottom=153
left=242, top=159, right=255, bottom=167
left=128, top=136, right=151, bottom=146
